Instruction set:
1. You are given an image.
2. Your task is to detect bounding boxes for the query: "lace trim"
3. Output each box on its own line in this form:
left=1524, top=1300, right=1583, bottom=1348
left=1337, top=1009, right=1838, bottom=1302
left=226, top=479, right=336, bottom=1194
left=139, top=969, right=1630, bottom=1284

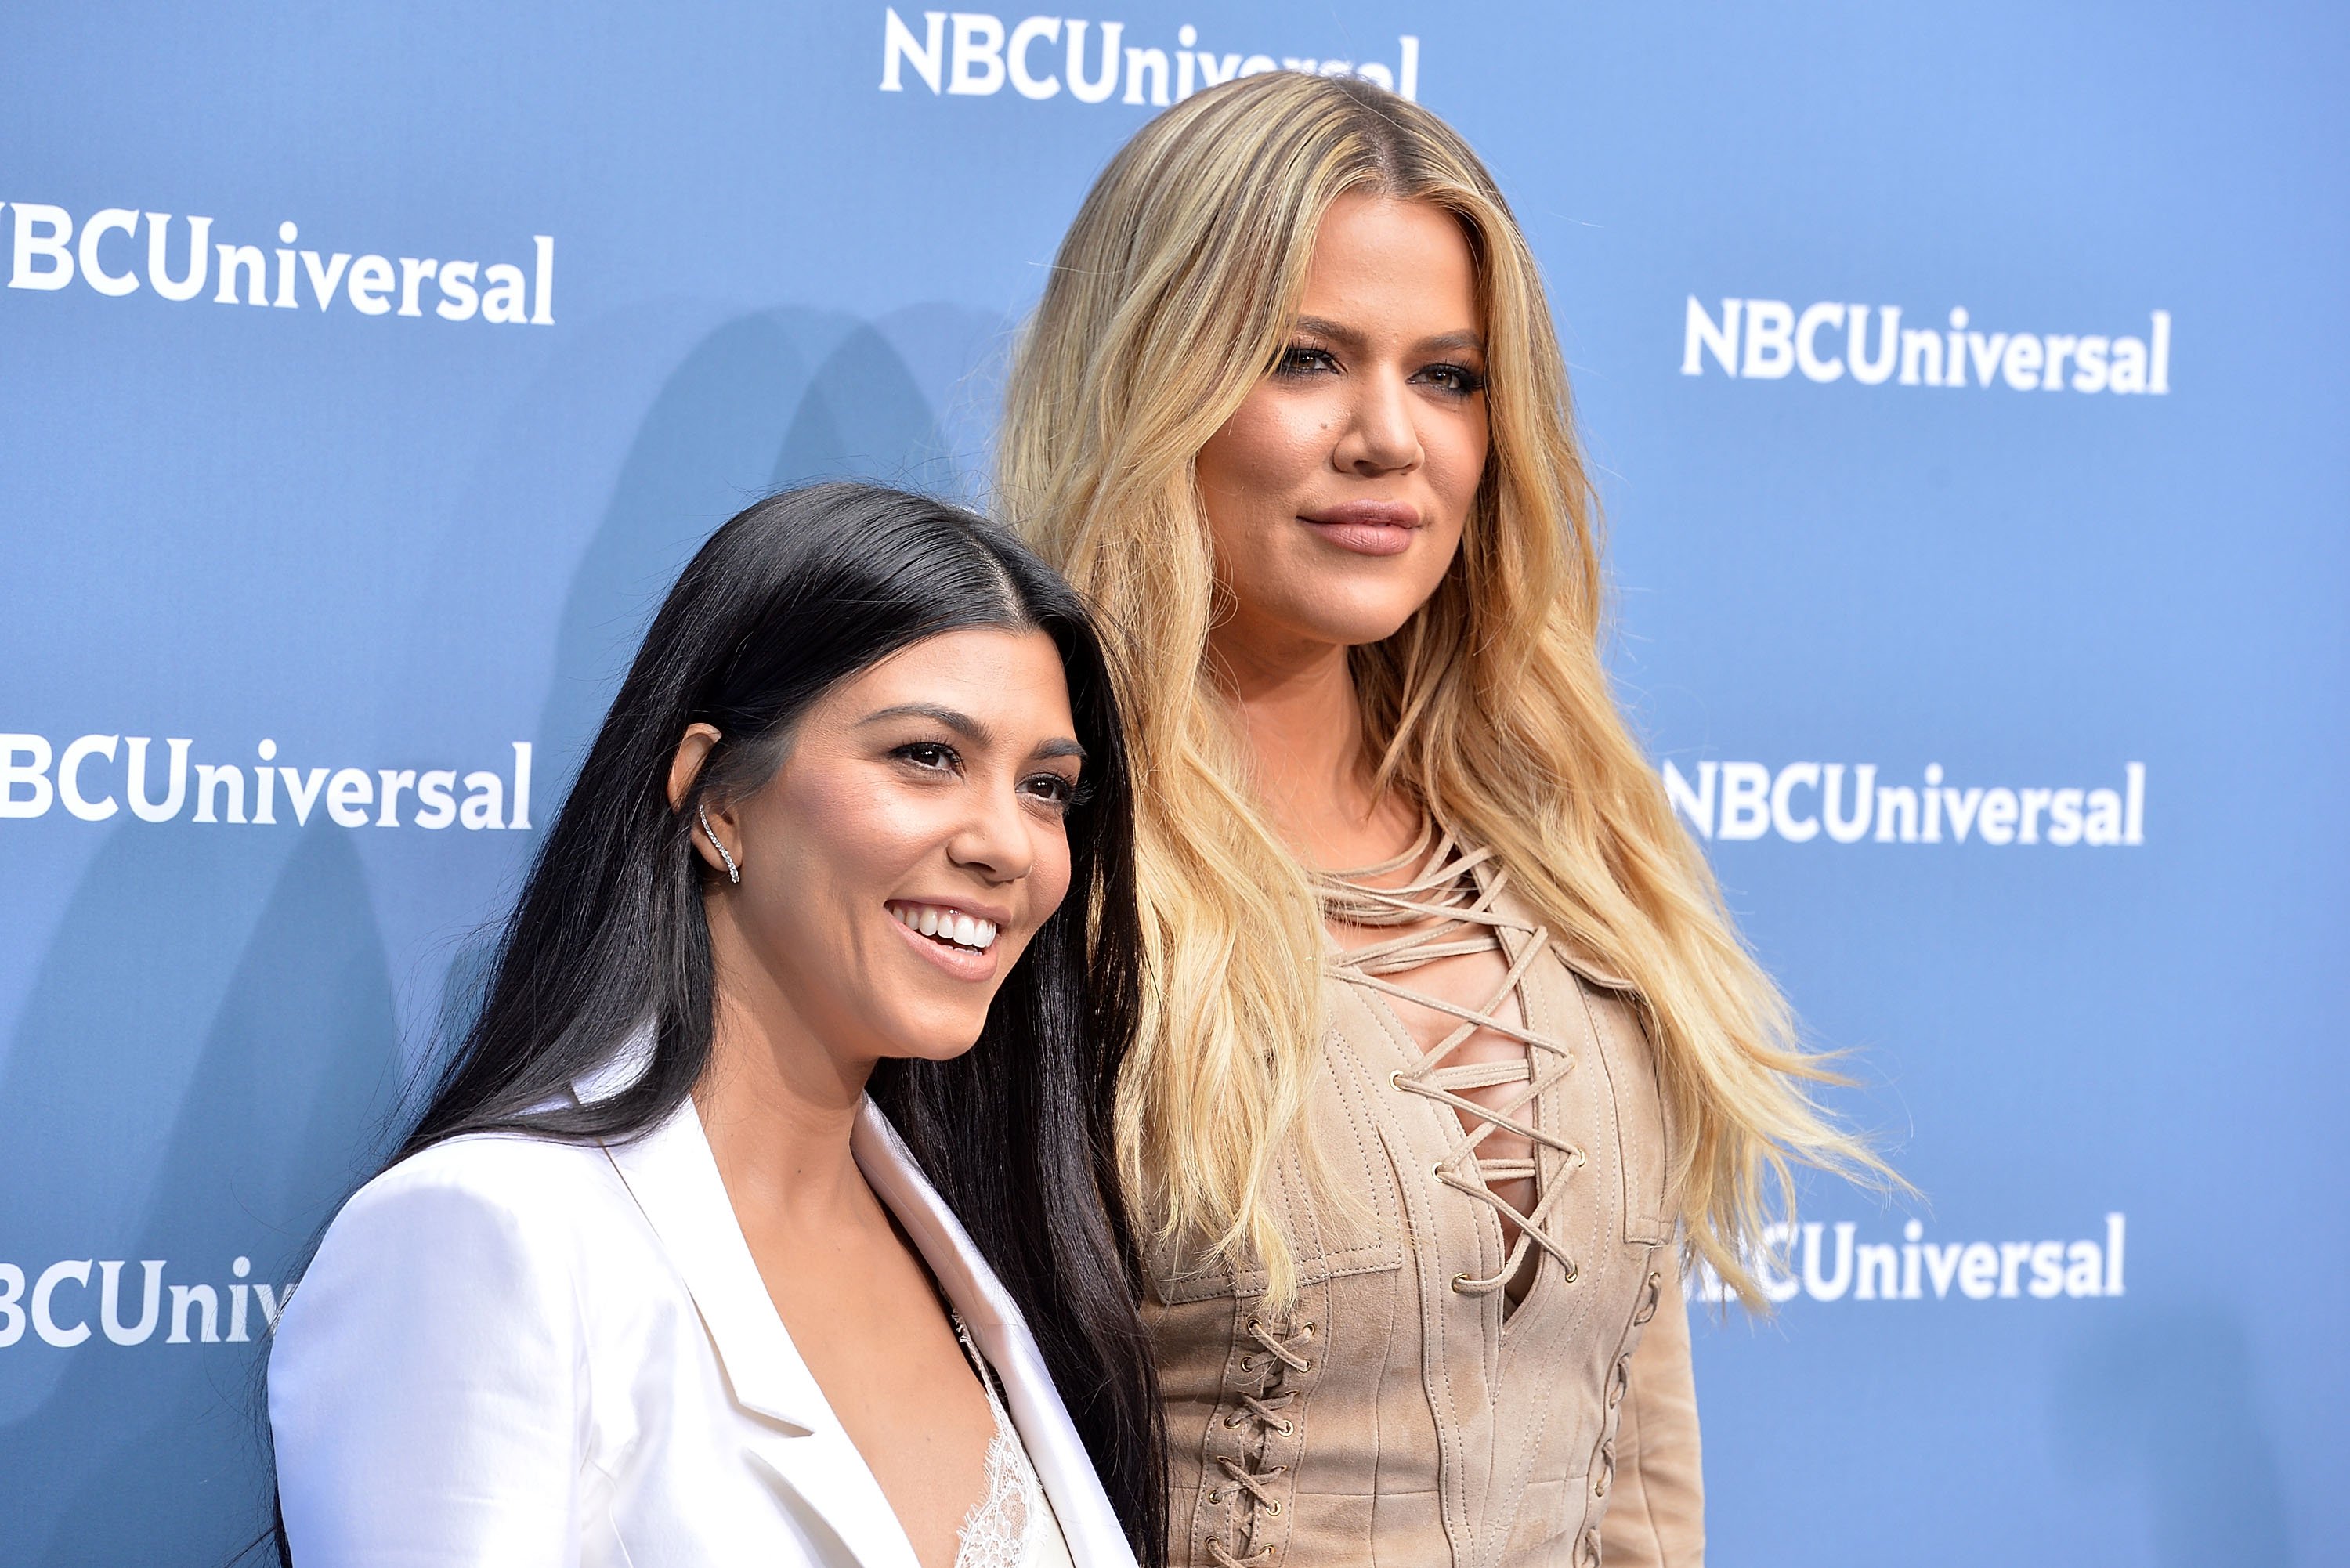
left=950, top=1313, right=1050, bottom=1568
left=1314, top=822, right=1585, bottom=1295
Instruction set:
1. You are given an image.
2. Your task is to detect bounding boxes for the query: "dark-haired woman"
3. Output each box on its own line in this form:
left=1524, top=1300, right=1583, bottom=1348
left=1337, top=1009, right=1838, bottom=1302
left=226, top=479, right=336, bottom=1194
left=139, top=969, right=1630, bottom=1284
left=269, top=484, right=1163, bottom=1568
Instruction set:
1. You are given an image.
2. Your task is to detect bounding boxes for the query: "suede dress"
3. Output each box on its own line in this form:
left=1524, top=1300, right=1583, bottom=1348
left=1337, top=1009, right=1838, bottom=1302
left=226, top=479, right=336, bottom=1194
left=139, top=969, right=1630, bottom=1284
left=1144, top=829, right=1704, bottom=1568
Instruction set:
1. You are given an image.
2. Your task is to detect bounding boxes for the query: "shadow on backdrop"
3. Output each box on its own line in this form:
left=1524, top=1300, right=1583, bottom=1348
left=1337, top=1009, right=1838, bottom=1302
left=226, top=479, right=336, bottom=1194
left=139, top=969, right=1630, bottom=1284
left=0, top=823, right=400, bottom=1568
left=533, top=305, right=991, bottom=798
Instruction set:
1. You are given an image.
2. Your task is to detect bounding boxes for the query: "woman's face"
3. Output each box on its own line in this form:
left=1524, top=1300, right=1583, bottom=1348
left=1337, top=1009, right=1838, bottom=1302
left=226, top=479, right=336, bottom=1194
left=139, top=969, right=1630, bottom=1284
left=691, top=627, right=1084, bottom=1068
left=1195, top=192, right=1490, bottom=663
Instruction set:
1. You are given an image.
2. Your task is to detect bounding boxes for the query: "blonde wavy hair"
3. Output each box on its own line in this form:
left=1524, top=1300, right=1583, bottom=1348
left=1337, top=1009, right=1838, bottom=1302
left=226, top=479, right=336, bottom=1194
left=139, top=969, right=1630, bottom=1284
left=998, top=73, right=1882, bottom=1309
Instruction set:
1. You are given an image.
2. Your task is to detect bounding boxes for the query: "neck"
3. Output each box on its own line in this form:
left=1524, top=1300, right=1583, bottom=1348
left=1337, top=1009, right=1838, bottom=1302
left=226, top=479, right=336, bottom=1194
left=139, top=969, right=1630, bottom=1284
left=1208, top=620, right=1414, bottom=870
left=693, top=905, right=874, bottom=1228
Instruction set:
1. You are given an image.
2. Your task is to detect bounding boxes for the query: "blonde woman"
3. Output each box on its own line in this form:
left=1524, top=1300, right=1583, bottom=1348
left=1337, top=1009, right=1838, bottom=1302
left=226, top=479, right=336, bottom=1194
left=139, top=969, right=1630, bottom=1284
left=998, top=74, right=1881, bottom=1568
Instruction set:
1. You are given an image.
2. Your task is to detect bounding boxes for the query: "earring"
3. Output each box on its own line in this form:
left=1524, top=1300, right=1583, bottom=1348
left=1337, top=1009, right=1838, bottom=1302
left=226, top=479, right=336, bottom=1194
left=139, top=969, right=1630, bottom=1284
left=696, top=803, right=740, bottom=884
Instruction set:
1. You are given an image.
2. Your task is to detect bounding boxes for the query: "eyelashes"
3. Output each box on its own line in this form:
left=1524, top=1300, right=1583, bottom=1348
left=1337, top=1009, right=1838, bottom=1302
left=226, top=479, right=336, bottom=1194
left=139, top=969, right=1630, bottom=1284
left=1273, top=345, right=1340, bottom=377
left=1270, top=342, right=1486, bottom=397
left=888, top=741, right=1086, bottom=814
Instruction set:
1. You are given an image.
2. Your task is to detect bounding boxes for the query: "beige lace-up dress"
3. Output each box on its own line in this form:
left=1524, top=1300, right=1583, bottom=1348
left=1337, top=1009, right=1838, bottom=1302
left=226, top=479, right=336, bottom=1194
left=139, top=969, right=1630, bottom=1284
left=1145, top=826, right=1704, bottom=1568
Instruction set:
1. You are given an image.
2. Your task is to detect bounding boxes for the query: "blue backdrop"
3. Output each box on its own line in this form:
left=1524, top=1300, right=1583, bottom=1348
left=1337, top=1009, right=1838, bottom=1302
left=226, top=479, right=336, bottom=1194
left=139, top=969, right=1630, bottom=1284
left=4, top=5, right=2343, bottom=1563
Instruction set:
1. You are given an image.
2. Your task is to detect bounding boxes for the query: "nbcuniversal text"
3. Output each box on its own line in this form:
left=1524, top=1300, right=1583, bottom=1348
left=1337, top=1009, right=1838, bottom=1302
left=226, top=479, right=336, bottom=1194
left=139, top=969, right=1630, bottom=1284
left=1663, top=760, right=2147, bottom=847
left=880, top=9, right=1421, bottom=103
left=1683, top=297, right=2172, bottom=395
left=0, top=735, right=533, bottom=831
left=0, top=1256, right=288, bottom=1349
left=1, top=201, right=553, bottom=325
left=1690, top=1214, right=2129, bottom=1306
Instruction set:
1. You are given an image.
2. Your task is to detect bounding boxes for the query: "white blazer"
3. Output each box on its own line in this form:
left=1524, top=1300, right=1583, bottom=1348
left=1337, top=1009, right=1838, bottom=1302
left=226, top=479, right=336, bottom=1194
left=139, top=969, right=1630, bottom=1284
left=269, top=1039, right=1140, bottom=1568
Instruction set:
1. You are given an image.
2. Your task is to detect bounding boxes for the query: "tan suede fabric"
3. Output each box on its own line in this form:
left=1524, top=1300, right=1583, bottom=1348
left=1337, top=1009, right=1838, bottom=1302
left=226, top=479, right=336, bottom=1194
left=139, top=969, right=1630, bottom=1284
left=1144, top=873, right=1703, bottom=1568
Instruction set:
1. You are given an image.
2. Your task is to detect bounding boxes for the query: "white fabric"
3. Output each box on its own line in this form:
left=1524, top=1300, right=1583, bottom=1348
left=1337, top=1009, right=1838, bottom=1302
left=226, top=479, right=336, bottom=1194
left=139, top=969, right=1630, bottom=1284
left=949, top=1313, right=1076, bottom=1568
left=269, top=1031, right=1137, bottom=1568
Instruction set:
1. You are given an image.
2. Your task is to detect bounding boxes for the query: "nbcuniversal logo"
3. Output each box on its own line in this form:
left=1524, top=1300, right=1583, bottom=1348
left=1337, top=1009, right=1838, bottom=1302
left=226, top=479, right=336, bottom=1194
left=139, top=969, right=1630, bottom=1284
left=1683, top=296, right=2171, bottom=396
left=878, top=8, right=1422, bottom=104
left=1660, top=760, right=2146, bottom=847
left=0, top=732, right=534, bottom=832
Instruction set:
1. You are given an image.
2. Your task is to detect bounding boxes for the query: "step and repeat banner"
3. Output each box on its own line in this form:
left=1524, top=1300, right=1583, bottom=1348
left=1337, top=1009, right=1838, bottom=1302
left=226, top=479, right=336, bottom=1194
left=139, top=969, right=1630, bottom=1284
left=2, top=5, right=2341, bottom=1563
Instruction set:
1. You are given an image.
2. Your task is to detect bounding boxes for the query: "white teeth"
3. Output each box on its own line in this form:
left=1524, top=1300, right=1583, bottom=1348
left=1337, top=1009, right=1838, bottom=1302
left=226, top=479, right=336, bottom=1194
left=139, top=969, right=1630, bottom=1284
left=894, top=904, right=1000, bottom=952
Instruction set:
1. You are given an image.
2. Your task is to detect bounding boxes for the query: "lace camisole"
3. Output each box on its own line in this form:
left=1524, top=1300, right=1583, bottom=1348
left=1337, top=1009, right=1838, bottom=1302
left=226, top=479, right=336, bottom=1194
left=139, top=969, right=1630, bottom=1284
left=948, top=1310, right=1076, bottom=1568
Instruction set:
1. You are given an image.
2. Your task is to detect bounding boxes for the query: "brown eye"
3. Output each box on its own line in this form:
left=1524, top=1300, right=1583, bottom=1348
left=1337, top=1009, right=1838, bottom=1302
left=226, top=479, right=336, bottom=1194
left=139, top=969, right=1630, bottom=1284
left=893, top=742, right=959, bottom=772
left=1021, top=772, right=1079, bottom=812
left=1418, top=363, right=1486, bottom=396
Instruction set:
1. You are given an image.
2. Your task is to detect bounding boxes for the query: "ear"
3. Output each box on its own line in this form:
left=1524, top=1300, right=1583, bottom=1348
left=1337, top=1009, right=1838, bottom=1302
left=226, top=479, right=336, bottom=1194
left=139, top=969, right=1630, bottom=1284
left=667, top=724, right=736, bottom=878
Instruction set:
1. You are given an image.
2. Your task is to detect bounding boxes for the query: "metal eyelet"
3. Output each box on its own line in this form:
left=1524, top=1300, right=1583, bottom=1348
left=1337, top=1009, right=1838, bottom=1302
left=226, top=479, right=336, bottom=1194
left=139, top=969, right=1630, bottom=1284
left=1388, top=1069, right=1404, bottom=1088
left=1430, top=1162, right=1445, bottom=1180
left=1450, top=1273, right=1472, bottom=1292
left=1271, top=1417, right=1296, bottom=1436
left=1563, top=1260, right=1579, bottom=1284
left=1225, top=1412, right=1247, bottom=1429
left=1264, top=1499, right=1284, bottom=1518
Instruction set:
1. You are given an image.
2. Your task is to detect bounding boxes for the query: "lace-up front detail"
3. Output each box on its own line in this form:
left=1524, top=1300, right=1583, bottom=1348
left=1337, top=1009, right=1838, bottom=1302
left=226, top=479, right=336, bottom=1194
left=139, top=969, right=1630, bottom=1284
left=1316, top=822, right=1587, bottom=1299
left=1205, top=1316, right=1315, bottom=1567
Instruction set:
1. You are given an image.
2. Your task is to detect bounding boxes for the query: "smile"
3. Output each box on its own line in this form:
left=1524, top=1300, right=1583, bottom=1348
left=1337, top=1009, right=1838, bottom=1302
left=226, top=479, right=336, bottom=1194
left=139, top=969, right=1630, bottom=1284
left=886, top=901, right=1000, bottom=953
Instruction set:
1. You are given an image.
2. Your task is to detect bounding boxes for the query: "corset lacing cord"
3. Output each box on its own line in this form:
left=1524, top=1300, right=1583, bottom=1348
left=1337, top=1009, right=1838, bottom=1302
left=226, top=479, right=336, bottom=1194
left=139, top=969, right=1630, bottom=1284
left=1204, top=1317, right=1313, bottom=1568
left=1315, top=822, right=1586, bottom=1295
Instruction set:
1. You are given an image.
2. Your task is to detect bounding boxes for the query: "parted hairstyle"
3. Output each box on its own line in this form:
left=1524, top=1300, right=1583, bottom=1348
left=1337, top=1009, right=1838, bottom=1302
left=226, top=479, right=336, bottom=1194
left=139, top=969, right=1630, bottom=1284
left=997, top=73, right=1883, bottom=1310
left=278, top=483, right=1164, bottom=1560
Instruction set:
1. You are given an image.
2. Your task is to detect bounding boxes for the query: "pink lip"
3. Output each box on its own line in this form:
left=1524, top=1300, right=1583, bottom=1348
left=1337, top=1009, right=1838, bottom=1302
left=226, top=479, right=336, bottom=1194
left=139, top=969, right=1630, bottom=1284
left=1300, top=501, right=1422, bottom=558
left=888, top=910, right=1002, bottom=983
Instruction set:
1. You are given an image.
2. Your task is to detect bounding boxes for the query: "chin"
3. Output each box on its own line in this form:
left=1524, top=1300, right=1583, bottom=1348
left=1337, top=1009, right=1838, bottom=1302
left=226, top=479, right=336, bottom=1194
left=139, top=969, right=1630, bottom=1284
left=1277, top=581, right=1441, bottom=649
left=878, top=1019, right=992, bottom=1064
left=1299, top=603, right=1426, bottom=649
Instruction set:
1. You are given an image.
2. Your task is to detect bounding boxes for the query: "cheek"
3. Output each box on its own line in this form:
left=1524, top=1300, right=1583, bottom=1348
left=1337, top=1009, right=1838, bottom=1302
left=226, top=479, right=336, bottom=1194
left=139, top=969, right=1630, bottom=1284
left=1430, top=412, right=1490, bottom=516
left=758, top=775, right=934, bottom=918
left=1200, top=396, right=1326, bottom=522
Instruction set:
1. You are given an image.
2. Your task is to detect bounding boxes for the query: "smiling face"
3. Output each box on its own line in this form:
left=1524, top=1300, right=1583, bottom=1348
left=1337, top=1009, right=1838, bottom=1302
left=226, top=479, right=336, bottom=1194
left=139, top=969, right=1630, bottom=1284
left=1195, top=191, right=1491, bottom=666
left=688, top=626, right=1083, bottom=1071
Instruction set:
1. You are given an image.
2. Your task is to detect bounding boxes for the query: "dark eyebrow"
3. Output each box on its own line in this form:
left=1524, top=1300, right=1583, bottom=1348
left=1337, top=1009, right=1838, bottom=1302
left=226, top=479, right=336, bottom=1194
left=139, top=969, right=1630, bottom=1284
left=859, top=702, right=989, bottom=743
left=862, top=702, right=1086, bottom=764
left=1291, top=316, right=1486, bottom=358
left=1419, top=328, right=1487, bottom=356
left=1292, top=315, right=1368, bottom=350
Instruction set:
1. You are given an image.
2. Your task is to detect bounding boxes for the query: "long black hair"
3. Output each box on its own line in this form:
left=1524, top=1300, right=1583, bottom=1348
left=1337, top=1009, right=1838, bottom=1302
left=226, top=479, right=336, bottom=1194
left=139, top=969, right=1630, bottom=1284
left=345, top=483, right=1162, bottom=1555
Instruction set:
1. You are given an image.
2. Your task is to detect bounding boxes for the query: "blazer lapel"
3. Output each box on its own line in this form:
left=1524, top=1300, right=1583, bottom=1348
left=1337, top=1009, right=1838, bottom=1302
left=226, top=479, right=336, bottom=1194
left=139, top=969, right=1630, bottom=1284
left=577, top=1035, right=921, bottom=1568
left=853, top=1103, right=1141, bottom=1568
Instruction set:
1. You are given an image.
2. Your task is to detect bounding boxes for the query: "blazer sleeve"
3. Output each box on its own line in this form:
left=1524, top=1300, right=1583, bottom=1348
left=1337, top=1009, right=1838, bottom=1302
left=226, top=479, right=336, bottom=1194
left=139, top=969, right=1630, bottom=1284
left=1599, top=1255, right=1705, bottom=1568
left=269, top=1151, right=590, bottom=1568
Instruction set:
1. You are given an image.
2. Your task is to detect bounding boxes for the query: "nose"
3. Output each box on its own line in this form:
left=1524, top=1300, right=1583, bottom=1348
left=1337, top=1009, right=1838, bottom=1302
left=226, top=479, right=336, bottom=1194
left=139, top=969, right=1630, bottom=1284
left=945, top=777, right=1036, bottom=884
left=1333, top=364, right=1423, bottom=476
